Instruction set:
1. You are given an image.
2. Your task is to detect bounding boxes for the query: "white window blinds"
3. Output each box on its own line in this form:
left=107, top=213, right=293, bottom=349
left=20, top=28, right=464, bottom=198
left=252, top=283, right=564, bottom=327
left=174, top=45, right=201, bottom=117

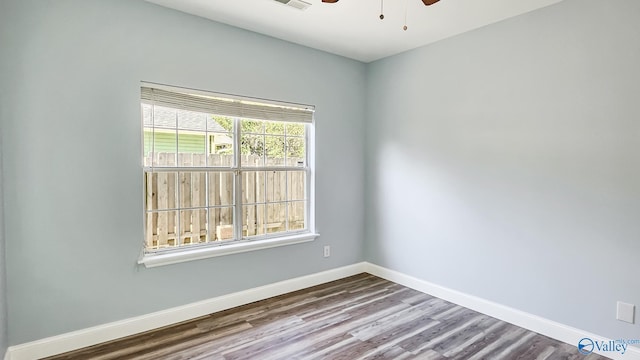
left=141, top=85, right=314, bottom=123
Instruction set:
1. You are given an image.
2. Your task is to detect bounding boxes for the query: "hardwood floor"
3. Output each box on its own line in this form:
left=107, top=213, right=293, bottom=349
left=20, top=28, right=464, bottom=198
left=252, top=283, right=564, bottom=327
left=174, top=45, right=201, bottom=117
left=44, top=274, right=608, bottom=360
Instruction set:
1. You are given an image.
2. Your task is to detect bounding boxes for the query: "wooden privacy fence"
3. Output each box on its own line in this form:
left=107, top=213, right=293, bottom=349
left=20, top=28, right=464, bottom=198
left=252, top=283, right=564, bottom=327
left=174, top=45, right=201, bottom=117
left=145, top=153, right=306, bottom=249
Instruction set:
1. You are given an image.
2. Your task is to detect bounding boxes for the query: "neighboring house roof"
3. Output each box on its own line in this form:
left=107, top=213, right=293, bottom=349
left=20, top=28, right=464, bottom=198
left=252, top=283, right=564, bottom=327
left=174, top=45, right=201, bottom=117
left=142, top=104, right=229, bottom=133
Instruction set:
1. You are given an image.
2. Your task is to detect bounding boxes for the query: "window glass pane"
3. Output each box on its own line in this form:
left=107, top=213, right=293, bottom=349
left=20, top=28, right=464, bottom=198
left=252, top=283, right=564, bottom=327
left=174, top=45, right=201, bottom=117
left=175, top=110, right=208, bottom=166
left=180, top=209, right=207, bottom=246
left=153, top=133, right=177, bottom=167
left=153, top=106, right=178, bottom=130
left=287, top=171, right=306, bottom=201
left=176, top=132, right=207, bottom=166
left=286, top=137, right=305, bottom=167
left=145, top=210, right=179, bottom=249
left=178, top=171, right=206, bottom=208
left=241, top=119, right=263, bottom=134
left=266, top=171, right=286, bottom=202
left=265, top=136, right=285, bottom=166
left=177, top=109, right=207, bottom=132
left=210, top=207, right=234, bottom=241
left=142, top=103, right=153, bottom=127
left=144, top=211, right=157, bottom=249
left=211, top=115, right=233, bottom=132
left=288, top=201, right=306, bottom=231
left=207, top=151, right=233, bottom=167
left=265, top=121, right=284, bottom=135
left=208, top=172, right=234, bottom=206
left=267, top=203, right=286, bottom=234
left=241, top=134, right=265, bottom=167
left=145, top=172, right=178, bottom=211
left=242, top=171, right=266, bottom=204
left=143, top=128, right=153, bottom=166
left=243, top=204, right=266, bottom=237
left=209, top=132, right=234, bottom=162
left=286, top=123, right=305, bottom=136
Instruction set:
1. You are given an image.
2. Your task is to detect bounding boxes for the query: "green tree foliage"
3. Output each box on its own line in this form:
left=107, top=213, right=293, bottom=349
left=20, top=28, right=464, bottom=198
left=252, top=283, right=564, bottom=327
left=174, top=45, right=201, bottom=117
left=211, top=116, right=305, bottom=160
left=213, top=115, right=233, bottom=132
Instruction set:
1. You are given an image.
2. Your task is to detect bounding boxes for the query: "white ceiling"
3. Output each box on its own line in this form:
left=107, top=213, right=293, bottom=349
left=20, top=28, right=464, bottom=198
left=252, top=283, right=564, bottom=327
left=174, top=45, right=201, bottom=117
left=145, top=0, right=564, bottom=63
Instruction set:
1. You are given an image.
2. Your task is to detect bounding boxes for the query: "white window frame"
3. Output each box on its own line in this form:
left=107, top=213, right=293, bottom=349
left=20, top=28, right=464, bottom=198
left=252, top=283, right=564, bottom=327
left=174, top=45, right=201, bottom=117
left=138, top=83, right=318, bottom=268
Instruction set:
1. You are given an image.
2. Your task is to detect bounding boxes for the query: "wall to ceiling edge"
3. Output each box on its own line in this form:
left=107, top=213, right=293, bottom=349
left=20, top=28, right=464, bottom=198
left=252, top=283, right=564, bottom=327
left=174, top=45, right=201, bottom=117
left=364, top=0, right=640, bottom=342
left=0, top=0, right=366, bottom=344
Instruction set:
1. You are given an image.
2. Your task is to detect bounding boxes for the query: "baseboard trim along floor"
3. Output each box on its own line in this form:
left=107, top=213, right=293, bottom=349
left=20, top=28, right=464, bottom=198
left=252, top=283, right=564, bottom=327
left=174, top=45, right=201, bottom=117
left=5, top=262, right=639, bottom=360
left=5, top=263, right=366, bottom=360
left=363, top=263, right=639, bottom=360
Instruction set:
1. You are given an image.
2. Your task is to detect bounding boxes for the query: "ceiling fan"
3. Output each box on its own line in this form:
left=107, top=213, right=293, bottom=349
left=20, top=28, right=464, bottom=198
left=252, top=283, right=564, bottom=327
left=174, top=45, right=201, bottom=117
left=321, top=0, right=441, bottom=30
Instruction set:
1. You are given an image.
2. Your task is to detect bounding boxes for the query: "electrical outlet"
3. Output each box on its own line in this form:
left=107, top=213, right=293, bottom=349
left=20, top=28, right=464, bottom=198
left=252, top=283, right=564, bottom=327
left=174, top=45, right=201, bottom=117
left=323, top=245, right=331, bottom=258
left=617, top=301, right=635, bottom=324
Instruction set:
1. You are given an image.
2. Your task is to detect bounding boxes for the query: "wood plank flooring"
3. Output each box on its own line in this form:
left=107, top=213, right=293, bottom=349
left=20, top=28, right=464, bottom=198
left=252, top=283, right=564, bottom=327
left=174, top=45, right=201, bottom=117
left=44, top=274, right=609, bottom=360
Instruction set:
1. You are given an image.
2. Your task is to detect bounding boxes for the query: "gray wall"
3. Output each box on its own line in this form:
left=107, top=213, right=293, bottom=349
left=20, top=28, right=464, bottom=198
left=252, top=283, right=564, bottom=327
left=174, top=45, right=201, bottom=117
left=0, top=139, right=7, bottom=360
left=1, top=0, right=365, bottom=344
left=365, top=0, right=640, bottom=341
left=0, top=0, right=10, bottom=354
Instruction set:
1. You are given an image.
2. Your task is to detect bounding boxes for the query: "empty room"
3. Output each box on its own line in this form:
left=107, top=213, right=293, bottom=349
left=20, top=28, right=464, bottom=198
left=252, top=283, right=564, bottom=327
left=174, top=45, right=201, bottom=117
left=0, top=0, right=639, bottom=359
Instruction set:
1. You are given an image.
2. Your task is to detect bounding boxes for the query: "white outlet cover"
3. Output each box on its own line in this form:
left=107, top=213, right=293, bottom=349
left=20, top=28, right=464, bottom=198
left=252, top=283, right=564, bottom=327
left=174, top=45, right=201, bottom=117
left=616, top=301, right=635, bottom=324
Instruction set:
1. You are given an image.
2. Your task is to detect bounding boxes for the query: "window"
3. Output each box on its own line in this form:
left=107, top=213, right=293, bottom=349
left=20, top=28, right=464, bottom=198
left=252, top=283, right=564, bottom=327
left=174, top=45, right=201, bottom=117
left=140, top=83, right=316, bottom=267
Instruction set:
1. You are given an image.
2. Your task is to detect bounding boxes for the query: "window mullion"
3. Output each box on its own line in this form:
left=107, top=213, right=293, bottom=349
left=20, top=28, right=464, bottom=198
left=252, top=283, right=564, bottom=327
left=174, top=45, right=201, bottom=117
left=204, top=115, right=210, bottom=244
left=233, top=117, right=243, bottom=241
left=204, top=170, right=210, bottom=244
left=305, top=123, right=312, bottom=232
left=285, top=170, right=289, bottom=232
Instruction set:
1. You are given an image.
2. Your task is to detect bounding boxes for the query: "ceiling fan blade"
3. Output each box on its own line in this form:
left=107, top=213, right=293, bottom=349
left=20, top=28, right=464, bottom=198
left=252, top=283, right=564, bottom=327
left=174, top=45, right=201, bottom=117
left=421, top=0, right=440, bottom=5
left=322, top=0, right=339, bottom=2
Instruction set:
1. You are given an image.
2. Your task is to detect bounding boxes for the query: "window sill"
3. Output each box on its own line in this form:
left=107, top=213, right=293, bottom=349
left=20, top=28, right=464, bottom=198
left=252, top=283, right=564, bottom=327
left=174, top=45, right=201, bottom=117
left=138, top=233, right=319, bottom=268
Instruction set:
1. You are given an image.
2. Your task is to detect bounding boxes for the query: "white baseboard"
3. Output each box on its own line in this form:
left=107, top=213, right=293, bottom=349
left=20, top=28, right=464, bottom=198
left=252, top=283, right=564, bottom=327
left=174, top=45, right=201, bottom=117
left=363, top=262, right=640, bottom=360
left=5, top=263, right=366, bottom=360
left=7, top=262, right=638, bottom=360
